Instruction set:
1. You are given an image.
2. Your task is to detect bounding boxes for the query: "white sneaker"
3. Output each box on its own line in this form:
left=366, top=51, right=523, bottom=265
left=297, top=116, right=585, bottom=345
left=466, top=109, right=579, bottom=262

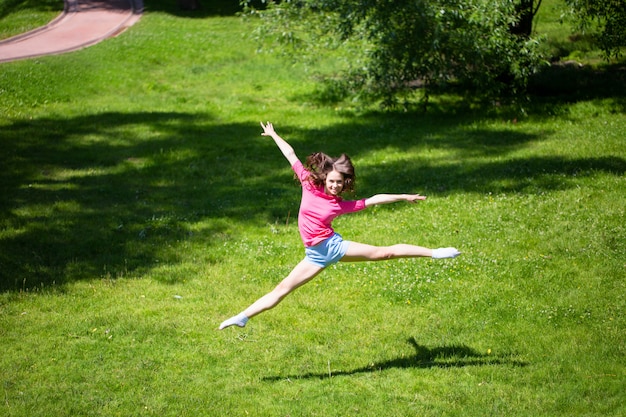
left=432, top=248, right=461, bottom=259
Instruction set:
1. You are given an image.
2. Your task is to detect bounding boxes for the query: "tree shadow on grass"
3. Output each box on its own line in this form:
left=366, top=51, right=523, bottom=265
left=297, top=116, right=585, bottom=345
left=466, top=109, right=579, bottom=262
left=0, top=111, right=300, bottom=291
left=141, top=0, right=267, bottom=17
left=262, top=337, right=528, bottom=381
left=300, top=62, right=626, bottom=118
left=1, top=111, right=624, bottom=292
left=528, top=63, right=626, bottom=109
left=293, top=114, right=626, bottom=196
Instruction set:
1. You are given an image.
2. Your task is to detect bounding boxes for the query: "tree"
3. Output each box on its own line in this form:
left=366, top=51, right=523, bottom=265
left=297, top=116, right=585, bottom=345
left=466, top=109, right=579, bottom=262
left=510, top=0, right=542, bottom=38
left=564, top=0, right=625, bottom=59
left=245, top=0, right=545, bottom=105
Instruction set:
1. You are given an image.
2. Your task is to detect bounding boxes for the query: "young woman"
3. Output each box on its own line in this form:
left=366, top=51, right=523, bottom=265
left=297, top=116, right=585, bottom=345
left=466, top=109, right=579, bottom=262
left=219, top=122, right=460, bottom=330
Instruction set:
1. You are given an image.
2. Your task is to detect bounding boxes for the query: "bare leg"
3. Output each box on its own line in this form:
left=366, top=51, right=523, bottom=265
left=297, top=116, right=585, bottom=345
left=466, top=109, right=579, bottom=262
left=341, top=242, right=433, bottom=262
left=220, top=243, right=459, bottom=329
left=243, top=260, right=323, bottom=318
left=219, top=259, right=323, bottom=329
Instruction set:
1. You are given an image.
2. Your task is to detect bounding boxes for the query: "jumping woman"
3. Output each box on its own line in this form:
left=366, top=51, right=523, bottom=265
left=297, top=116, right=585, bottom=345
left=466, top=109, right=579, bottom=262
left=219, top=122, right=461, bottom=330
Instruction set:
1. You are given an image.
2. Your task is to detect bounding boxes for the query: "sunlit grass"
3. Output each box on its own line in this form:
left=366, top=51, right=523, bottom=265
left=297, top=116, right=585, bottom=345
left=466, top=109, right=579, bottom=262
left=533, top=0, right=613, bottom=63
left=0, top=2, right=624, bottom=417
left=0, top=0, right=62, bottom=40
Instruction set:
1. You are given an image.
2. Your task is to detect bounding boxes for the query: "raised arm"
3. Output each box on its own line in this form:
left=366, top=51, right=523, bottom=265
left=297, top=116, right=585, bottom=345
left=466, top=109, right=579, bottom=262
left=364, top=194, right=426, bottom=207
left=260, top=122, right=299, bottom=166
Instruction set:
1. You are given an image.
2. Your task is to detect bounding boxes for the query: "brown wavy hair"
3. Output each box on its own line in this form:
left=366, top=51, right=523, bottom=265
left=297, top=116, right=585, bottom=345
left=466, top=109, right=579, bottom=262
left=304, top=152, right=356, bottom=193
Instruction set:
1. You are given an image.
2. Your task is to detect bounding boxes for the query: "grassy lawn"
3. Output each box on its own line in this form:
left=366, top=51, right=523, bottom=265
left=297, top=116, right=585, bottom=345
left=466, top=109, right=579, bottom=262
left=0, top=0, right=63, bottom=40
left=0, top=1, right=624, bottom=416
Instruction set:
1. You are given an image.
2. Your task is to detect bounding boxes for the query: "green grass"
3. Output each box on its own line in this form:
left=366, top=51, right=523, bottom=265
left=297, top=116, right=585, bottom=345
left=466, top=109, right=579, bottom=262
left=0, top=0, right=63, bottom=40
left=0, top=1, right=625, bottom=416
left=533, top=0, right=619, bottom=63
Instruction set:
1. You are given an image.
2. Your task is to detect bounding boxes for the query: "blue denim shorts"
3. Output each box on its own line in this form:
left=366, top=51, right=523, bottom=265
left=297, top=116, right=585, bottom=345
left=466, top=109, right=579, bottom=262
left=304, top=233, right=350, bottom=268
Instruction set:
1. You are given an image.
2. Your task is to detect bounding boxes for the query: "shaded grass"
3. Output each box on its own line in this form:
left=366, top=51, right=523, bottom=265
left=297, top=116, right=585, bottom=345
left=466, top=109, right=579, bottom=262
left=0, top=5, right=624, bottom=417
left=2, top=107, right=623, bottom=291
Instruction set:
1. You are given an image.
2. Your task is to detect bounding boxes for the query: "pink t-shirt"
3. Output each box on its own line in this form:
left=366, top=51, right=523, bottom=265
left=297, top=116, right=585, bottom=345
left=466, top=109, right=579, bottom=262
left=292, top=160, right=367, bottom=247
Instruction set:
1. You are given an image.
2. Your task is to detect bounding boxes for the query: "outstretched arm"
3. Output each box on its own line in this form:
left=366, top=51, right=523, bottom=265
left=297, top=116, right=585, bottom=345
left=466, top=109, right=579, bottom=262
left=260, top=122, right=299, bottom=166
left=364, top=194, right=426, bottom=207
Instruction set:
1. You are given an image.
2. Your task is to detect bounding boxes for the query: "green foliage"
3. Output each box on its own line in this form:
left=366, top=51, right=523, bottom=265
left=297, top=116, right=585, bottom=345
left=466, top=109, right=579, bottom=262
left=563, top=0, right=625, bottom=59
left=245, top=0, right=546, bottom=105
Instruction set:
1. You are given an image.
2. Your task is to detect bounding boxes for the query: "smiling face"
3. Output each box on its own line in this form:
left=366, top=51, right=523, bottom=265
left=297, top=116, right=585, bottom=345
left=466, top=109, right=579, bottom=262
left=324, top=170, right=345, bottom=196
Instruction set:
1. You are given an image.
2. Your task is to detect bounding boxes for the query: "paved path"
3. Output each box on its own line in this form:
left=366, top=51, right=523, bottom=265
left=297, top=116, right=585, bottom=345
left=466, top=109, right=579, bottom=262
left=0, top=0, right=142, bottom=63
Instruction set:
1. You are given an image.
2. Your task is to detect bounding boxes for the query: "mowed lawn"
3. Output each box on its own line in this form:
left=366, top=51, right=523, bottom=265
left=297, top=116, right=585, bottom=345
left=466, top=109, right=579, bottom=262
left=0, top=2, right=624, bottom=416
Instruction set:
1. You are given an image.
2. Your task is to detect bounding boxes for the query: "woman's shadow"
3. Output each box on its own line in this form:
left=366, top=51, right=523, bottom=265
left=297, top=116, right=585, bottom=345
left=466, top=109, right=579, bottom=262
left=263, top=337, right=527, bottom=381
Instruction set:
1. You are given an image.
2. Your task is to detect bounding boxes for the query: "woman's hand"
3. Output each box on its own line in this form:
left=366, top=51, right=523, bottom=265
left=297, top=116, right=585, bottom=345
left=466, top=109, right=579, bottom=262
left=259, top=121, right=299, bottom=166
left=406, top=194, right=427, bottom=203
left=260, top=121, right=276, bottom=137
left=365, top=194, right=426, bottom=207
